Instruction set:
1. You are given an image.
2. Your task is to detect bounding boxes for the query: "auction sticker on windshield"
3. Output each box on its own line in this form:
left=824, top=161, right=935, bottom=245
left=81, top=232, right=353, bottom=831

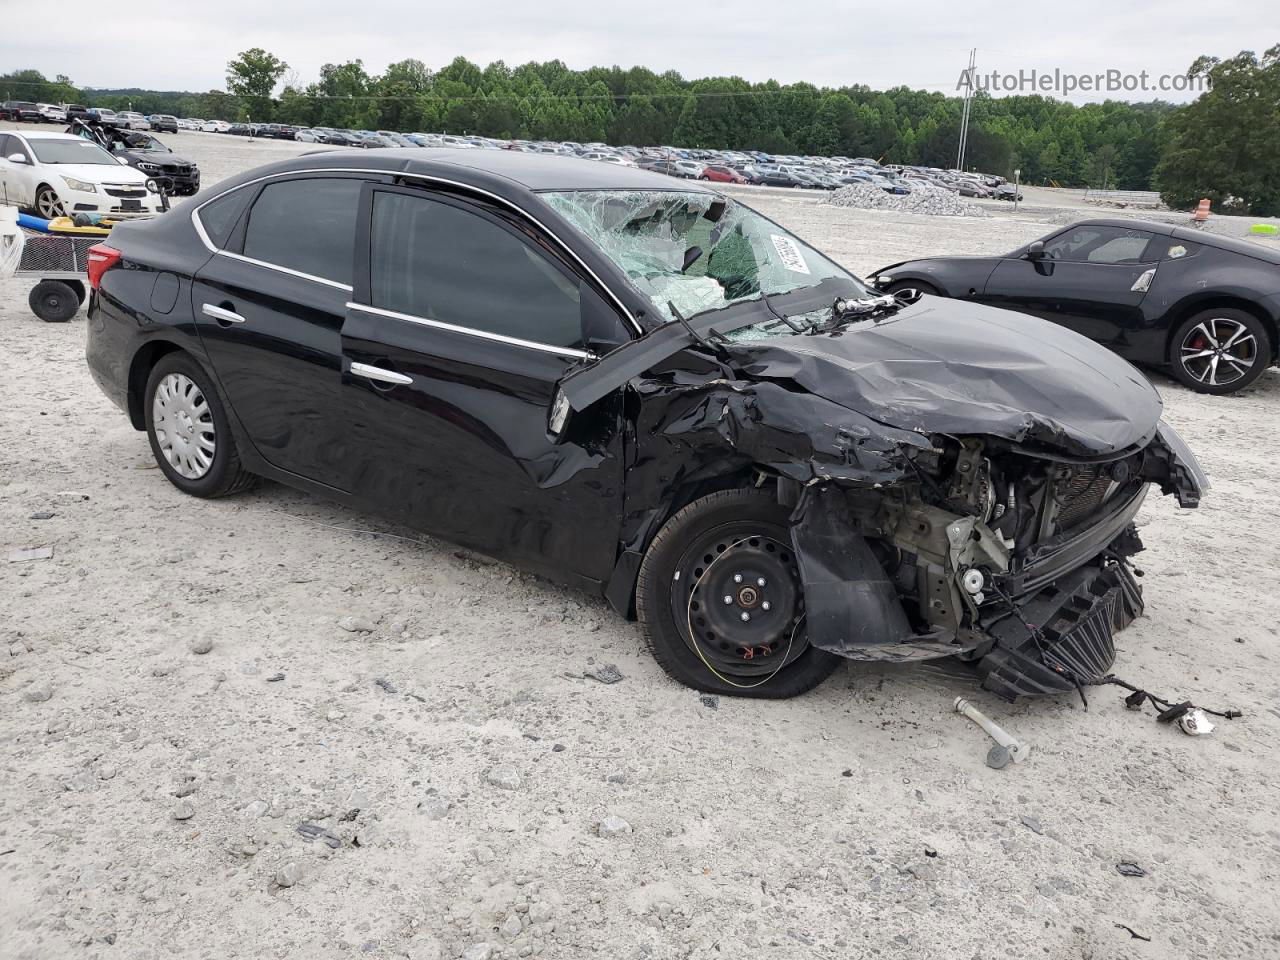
left=771, top=235, right=810, bottom=274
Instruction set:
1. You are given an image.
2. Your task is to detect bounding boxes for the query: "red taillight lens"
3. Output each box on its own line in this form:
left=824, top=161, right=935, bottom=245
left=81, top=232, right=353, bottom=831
left=86, top=244, right=122, bottom=291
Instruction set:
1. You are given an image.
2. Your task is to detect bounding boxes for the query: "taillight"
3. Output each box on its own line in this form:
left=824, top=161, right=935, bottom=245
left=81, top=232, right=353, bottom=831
left=86, top=244, right=122, bottom=291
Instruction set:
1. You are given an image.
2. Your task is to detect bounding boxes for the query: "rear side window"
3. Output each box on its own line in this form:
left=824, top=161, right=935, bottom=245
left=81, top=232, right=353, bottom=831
left=196, top=189, right=252, bottom=249
left=368, top=190, right=585, bottom=349
left=242, top=178, right=363, bottom=286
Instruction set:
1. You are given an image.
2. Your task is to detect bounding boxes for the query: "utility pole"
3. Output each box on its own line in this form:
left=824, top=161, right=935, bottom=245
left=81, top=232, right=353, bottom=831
left=956, top=48, right=976, bottom=171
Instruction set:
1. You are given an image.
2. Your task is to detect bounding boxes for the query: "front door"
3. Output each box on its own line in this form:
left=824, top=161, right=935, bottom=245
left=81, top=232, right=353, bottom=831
left=339, top=183, right=630, bottom=585
left=981, top=224, right=1160, bottom=345
left=191, top=174, right=368, bottom=490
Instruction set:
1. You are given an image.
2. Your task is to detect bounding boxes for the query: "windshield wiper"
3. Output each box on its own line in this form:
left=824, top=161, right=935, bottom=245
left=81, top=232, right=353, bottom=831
left=667, top=301, right=732, bottom=363
left=757, top=286, right=807, bottom=334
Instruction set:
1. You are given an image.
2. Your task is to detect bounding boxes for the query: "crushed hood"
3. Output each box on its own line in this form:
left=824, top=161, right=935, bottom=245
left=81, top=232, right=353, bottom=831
left=735, top=297, right=1163, bottom=457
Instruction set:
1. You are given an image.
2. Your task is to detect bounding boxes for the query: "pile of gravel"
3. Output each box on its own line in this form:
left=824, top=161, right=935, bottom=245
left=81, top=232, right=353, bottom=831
left=822, top=182, right=990, bottom=218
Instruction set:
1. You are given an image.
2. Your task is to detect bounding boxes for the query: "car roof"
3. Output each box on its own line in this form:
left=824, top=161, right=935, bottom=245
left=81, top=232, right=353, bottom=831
left=1068, top=217, right=1280, bottom=265
left=242, top=147, right=718, bottom=196
left=16, top=131, right=87, bottom=141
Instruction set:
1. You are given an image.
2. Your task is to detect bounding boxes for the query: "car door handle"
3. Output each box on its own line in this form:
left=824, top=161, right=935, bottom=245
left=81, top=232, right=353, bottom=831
left=201, top=303, right=245, bottom=324
left=350, top=361, right=412, bottom=386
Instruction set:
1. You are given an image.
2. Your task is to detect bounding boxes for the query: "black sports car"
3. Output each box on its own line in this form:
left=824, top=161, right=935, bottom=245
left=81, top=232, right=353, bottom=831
left=869, top=219, right=1280, bottom=394
left=83, top=151, right=1206, bottom=702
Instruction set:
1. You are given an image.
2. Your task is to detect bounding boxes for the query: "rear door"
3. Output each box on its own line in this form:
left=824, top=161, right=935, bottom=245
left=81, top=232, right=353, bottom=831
left=339, top=183, right=630, bottom=583
left=190, top=173, right=375, bottom=490
left=981, top=225, right=1161, bottom=345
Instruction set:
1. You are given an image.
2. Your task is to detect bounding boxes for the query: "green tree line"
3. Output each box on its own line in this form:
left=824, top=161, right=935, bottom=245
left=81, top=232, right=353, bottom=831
left=4, top=45, right=1277, bottom=211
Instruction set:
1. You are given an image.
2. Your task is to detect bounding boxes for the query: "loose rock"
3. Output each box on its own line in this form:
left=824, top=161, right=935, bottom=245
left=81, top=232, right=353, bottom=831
left=595, top=814, right=633, bottom=837
left=172, top=801, right=195, bottom=821
left=461, top=945, right=492, bottom=960
left=485, top=766, right=521, bottom=790
left=338, top=616, right=375, bottom=633
left=275, top=862, right=303, bottom=888
left=23, top=681, right=53, bottom=703
left=417, top=796, right=451, bottom=820
left=188, top=635, right=214, bottom=655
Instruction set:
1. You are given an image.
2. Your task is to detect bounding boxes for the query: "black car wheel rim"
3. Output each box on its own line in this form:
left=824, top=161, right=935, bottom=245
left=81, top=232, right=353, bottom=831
left=1180, top=318, right=1257, bottom=387
left=669, top=523, right=808, bottom=684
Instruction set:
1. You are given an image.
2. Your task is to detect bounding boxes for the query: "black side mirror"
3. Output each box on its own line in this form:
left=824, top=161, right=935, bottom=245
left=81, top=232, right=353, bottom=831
left=1026, top=240, right=1045, bottom=260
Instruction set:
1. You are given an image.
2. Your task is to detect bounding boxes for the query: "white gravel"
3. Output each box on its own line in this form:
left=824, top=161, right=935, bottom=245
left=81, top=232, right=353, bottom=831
left=822, top=181, right=990, bottom=217
left=2, top=127, right=1279, bottom=960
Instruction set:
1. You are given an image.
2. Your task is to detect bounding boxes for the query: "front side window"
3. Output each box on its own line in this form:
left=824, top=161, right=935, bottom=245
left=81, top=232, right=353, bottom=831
left=369, top=191, right=586, bottom=349
left=1042, top=226, right=1157, bottom=264
left=242, top=178, right=363, bottom=285
left=543, top=189, right=867, bottom=323
left=28, top=138, right=117, bottom=165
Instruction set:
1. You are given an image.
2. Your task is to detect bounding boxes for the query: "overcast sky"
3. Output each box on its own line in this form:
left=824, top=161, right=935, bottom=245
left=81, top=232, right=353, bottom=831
left=2, top=1, right=1267, bottom=103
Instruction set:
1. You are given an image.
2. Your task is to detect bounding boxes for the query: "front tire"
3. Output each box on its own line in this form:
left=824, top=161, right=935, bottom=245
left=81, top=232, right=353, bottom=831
left=636, top=489, right=840, bottom=699
left=1169, top=308, right=1271, bottom=394
left=884, top=279, right=940, bottom=300
left=32, top=184, right=66, bottom=220
left=144, top=353, right=257, bottom=498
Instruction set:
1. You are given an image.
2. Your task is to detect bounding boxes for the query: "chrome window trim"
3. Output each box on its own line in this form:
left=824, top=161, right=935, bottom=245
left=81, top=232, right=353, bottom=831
left=219, top=250, right=354, bottom=291
left=189, top=166, right=640, bottom=333
left=347, top=301, right=593, bottom=361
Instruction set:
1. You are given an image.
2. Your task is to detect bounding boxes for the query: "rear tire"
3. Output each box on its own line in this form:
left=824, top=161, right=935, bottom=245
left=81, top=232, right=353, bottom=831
left=29, top=281, right=79, bottom=322
left=1168, top=308, right=1271, bottom=394
left=636, top=489, right=841, bottom=699
left=144, top=353, right=257, bottom=498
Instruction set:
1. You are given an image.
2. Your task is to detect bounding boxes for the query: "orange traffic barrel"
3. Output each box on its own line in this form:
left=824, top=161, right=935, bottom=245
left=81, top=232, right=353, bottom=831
left=1194, top=198, right=1211, bottom=221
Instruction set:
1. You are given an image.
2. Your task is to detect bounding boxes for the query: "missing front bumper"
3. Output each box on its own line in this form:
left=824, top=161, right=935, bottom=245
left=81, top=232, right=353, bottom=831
left=976, top=558, right=1144, bottom=701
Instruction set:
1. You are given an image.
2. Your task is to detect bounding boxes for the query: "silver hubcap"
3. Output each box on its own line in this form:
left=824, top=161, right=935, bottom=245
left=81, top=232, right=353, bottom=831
left=36, top=188, right=65, bottom=219
left=1180, top=318, right=1257, bottom=387
left=152, top=373, right=216, bottom=479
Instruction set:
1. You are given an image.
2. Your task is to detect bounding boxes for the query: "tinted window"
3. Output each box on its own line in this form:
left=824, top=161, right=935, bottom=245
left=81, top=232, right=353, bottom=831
left=242, top=178, right=363, bottom=285
left=369, top=191, right=585, bottom=349
left=1043, top=226, right=1157, bottom=264
left=197, top=189, right=253, bottom=249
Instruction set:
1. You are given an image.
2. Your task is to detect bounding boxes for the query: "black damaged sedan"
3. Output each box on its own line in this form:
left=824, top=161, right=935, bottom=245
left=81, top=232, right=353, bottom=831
left=85, top=151, right=1207, bottom=700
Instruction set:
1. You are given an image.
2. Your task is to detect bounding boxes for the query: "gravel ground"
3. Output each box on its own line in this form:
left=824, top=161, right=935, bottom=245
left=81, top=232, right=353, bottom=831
left=2, top=128, right=1279, bottom=960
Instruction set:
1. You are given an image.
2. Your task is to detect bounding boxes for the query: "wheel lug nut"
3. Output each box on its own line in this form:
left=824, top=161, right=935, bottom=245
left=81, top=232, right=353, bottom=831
left=740, top=611, right=750, bottom=622
left=762, top=601, right=771, bottom=611
left=723, top=595, right=733, bottom=605
left=757, top=577, right=766, bottom=587
left=733, top=574, right=743, bottom=584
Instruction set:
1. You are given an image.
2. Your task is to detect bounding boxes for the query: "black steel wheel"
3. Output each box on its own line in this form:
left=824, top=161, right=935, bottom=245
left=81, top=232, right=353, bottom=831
left=1169, top=308, right=1270, bottom=394
left=28, top=280, right=79, bottom=322
left=636, top=488, right=840, bottom=698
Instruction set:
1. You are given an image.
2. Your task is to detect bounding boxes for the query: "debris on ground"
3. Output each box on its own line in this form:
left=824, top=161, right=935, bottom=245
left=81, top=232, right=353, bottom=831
left=585, top=663, right=624, bottom=684
left=22, top=681, right=53, bottom=703
left=7, top=546, right=53, bottom=562
left=699, top=694, right=719, bottom=710
left=955, top=697, right=1030, bottom=767
left=823, top=182, right=990, bottom=217
left=1116, top=861, right=1147, bottom=877
left=1019, top=815, right=1043, bottom=835
left=1114, top=923, right=1152, bottom=942
left=296, top=822, right=342, bottom=848
left=28, top=511, right=54, bottom=520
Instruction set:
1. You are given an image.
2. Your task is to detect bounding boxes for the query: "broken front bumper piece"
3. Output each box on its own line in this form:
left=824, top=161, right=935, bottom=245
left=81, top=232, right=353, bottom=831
left=790, top=483, right=1152, bottom=700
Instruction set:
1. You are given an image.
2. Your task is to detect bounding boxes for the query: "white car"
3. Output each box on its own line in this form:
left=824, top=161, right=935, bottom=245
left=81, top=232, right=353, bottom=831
left=0, top=131, right=165, bottom=219
left=37, top=103, right=67, bottom=123
left=205, top=120, right=230, bottom=133
left=117, top=111, right=149, bottom=130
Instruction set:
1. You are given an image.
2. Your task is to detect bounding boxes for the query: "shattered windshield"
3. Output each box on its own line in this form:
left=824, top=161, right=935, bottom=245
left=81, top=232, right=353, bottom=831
left=542, top=190, right=870, bottom=326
